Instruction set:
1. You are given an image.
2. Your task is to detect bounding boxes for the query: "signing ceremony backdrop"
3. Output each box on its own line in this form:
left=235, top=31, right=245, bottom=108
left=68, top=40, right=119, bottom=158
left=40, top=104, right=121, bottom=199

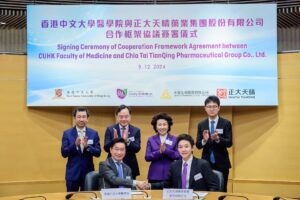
left=27, top=4, right=277, bottom=106
left=0, top=53, right=300, bottom=197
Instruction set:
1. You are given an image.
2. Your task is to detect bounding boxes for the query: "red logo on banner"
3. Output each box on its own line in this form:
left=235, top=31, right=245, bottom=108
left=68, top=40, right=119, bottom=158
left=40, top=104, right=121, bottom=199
left=55, top=89, right=63, bottom=97
left=217, top=89, right=227, bottom=99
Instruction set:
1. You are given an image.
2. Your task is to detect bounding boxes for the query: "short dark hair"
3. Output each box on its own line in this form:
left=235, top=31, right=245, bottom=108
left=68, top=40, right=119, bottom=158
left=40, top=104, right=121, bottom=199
left=151, top=112, right=173, bottom=132
left=204, top=95, right=220, bottom=106
left=72, top=107, right=90, bottom=118
left=110, top=138, right=126, bottom=149
left=115, top=104, right=132, bottom=115
left=176, top=133, right=195, bottom=147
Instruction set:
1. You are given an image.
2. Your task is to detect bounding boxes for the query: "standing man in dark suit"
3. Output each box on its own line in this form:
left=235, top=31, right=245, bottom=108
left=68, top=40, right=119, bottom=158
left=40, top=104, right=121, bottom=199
left=104, top=105, right=141, bottom=179
left=196, top=95, right=232, bottom=192
left=149, top=133, right=219, bottom=191
left=99, top=138, right=146, bottom=189
left=61, top=107, right=101, bottom=192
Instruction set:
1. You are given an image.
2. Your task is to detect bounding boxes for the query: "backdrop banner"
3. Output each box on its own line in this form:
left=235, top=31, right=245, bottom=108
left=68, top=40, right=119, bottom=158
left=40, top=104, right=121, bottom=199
left=27, top=4, right=277, bottom=106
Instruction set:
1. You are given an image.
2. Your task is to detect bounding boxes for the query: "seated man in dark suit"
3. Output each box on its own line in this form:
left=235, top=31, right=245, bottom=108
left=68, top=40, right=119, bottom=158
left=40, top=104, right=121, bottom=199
left=99, top=138, right=146, bottom=189
left=148, top=133, right=219, bottom=191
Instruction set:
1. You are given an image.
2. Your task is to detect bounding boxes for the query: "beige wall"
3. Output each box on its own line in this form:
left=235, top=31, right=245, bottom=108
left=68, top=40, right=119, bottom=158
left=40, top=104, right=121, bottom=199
left=0, top=54, right=299, bottom=197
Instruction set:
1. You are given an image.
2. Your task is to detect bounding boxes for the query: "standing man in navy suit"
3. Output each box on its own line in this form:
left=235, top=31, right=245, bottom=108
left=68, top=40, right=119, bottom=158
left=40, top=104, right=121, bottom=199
left=196, top=95, right=232, bottom=192
left=61, top=107, right=101, bottom=192
left=104, top=105, right=141, bottom=179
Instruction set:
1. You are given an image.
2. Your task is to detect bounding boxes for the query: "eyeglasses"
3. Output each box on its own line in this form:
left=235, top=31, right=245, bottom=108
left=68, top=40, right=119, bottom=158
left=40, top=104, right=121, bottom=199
left=205, top=105, right=219, bottom=109
left=112, top=147, right=125, bottom=152
left=118, top=115, right=130, bottom=119
left=76, top=115, right=88, bottom=119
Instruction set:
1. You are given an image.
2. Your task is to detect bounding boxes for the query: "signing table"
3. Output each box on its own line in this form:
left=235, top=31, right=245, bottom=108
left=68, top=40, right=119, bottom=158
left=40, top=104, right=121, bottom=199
left=0, top=190, right=290, bottom=200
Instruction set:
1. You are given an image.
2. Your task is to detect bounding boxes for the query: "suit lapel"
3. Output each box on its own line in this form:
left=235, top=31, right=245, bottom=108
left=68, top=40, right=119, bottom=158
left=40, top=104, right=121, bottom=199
left=154, top=134, right=161, bottom=146
left=189, top=157, right=197, bottom=188
left=108, top=157, right=118, bottom=175
left=216, top=116, right=222, bottom=129
left=121, top=163, right=127, bottom=178
left=72, top=127, right=78, bottom=139
left=205, top=119, right=210, bottom=130
left=177, top=160, right=183, bottom=188
left=71, top=127, right=80, bottom=153
left=85, top=127, right=91, bottom=140
left=128, top=124, right=133, bottom=136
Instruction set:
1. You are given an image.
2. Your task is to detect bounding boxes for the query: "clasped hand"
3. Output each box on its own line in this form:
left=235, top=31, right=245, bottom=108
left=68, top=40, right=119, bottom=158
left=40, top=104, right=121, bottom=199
left=136, top=181, right=151, bottom=190
left=203, top=130, right=219, bottom=142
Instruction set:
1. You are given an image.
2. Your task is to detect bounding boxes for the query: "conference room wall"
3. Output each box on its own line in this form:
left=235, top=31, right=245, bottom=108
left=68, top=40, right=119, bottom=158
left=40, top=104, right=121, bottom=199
left=232, top=53, right=300, bottom=197
left=0, top=54, right=299, bottom=197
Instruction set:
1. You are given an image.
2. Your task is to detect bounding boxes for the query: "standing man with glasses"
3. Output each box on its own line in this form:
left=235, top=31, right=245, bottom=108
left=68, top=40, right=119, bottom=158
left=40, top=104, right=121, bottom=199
left=61, top=107, right=101, bottom=192
left=196, top=95, right=232, bottom=192
left=104, top=104, right=141, bottom=179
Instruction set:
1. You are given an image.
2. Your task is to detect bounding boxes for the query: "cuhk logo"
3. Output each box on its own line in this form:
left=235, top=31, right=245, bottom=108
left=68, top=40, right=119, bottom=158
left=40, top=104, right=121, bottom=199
left=55, top=89, right=63, bottom=97
left=117, top=89, right=127, bottom=99
left=217, top=89, right=227, bottom=99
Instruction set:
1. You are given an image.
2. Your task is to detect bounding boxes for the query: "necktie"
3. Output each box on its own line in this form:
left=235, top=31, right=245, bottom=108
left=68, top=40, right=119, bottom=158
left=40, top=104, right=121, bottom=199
left=116, top=162, right=123, bottom=178
left=116, top=162, right=124, bottom=188
left=79, top=130, right=84, bottom=152
left=210, top=121, right=216, bottom=164
left=181, top=162, right=188, bottom=189
left=120, top=127, right=125, bottom=138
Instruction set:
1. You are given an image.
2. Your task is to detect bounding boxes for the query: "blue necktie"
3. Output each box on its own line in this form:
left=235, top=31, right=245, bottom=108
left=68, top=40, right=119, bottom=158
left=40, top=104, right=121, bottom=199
left=116, top=162, right=123, bottom=178
left=210, top=121, right=216, bottom=164
left=181, top=162, right=188, bottom=189
left=116, top=162, right=124, bottom=188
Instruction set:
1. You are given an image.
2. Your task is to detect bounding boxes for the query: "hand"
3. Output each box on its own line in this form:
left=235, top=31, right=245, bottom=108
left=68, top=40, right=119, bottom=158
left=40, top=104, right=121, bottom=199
left=211, top=132, right=219, bottom=141
left=113, top=128, right=118, bottom=139
left=75, top=136, right=81, bottom=147
left=202, top=130, right=209, bottom=142
left=143, top=183, right=151, bottom=190
left=122, top=128, right=129, bottom=140
left=136, top=181, right=148, bottom=190
left=160, top=143, right=166, bottom=153
left=82, top=137, right=88, bottom=148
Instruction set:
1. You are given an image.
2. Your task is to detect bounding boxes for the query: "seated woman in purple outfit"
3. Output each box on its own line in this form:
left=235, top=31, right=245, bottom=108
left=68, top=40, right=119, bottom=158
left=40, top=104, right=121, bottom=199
left=145, top=112, right=181, bottom=183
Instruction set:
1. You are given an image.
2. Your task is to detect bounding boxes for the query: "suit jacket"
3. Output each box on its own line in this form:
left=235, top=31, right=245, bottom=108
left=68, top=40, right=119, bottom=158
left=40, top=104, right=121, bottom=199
left=145, top=133, right=180, bottom=181
left=151, top=157, right=219, bottom=191
left=104, top=124, right=141, bottom=178
left=99, top=157, right=134, bottom=189
left=61, top=127, right=101, bottom=181
left=196, top=116, right=232, bottom=171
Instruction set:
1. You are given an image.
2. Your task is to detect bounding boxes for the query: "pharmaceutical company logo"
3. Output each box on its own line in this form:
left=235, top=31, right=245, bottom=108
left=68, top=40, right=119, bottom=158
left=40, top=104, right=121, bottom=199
left=217, top=89, right=227, bottom=99
left=117, top=88, right=128, bottom=99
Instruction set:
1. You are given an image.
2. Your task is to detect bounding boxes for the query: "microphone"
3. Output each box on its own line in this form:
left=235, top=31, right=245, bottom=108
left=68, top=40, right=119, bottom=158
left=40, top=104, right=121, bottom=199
left=65, top=191, right=98, bottom=199
left=192, top=191, right=200, bottom=199
left=273, top=197, right=288, bottom=200
left=19, top=195, right=47, bottom=200
left=273, top=197, right=300, bottom=200
left=218, top=194, right=249, bottom=200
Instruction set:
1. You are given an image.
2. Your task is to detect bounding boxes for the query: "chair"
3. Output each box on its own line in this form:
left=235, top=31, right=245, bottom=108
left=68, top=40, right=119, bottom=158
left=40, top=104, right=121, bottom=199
left=212, top=169, right=224, bottom=191
left=84, top=171, right=100, bottom=191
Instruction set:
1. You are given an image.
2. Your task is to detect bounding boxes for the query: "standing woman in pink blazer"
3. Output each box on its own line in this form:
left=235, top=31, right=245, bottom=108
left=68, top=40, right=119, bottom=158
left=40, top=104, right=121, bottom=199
left=145, top=112, right=181, bottom=183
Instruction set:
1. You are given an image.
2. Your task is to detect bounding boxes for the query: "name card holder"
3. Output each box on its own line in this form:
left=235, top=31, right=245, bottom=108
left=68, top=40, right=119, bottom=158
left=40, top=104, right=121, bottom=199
left=163, top=189, right=193, bottom=200
left=101, top=188, right=131, bottom=200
